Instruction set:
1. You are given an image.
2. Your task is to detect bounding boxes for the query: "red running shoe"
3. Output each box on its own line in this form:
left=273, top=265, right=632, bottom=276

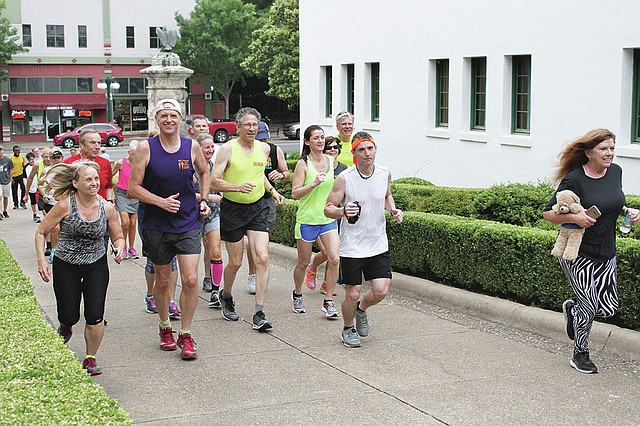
left=305, top=265, right=317, bottom=290
left=177, top=333, right=198, bottom=360
left=82, top=357, right=102, bottom=376
left=159, top=327, right=177, bottom=351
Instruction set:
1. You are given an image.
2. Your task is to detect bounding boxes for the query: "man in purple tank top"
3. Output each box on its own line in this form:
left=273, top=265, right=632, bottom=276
left=128, top=99, right=211, bottom=360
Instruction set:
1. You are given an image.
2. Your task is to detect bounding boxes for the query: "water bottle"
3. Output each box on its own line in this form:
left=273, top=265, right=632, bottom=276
left=346, top=201, right=361, bottom=224
left=620, top=210, right=632, bottom=234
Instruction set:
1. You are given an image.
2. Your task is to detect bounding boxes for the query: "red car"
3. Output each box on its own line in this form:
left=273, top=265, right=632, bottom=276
left=186, top=115, right=237, bottom=143
left=53, top=123, right=124, bottom=149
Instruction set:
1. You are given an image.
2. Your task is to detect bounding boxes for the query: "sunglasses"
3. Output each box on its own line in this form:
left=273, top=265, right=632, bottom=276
left=325, top=145, right=340, bottom=150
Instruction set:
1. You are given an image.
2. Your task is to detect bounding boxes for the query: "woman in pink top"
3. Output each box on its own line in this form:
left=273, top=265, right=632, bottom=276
left=112, top=140, right=140, bottom=259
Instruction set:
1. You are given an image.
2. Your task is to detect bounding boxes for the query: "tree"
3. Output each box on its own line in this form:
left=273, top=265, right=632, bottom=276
left=0, top=0, right=27, bottom=80
left=174, top=0, right=263, bottom=118
left=242, top=0, right=299, bottom=108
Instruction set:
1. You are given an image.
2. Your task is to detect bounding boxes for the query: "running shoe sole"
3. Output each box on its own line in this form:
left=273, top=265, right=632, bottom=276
left=252, top=320, right=273, bottom=331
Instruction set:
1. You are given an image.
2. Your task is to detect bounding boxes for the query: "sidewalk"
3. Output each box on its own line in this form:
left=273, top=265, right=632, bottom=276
left=4, top=206, right=640, bottom=425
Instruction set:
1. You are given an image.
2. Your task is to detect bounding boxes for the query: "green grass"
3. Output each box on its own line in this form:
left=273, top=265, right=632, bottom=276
left=0, top=240, right=131, bottom=425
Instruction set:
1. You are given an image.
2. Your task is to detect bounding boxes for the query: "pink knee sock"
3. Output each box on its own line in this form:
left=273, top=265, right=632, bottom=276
left=210, top=260, right=223, bottom=287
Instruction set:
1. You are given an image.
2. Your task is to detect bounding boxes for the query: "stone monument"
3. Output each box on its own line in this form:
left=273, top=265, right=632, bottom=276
left=140, top=27, right=193, bottom=135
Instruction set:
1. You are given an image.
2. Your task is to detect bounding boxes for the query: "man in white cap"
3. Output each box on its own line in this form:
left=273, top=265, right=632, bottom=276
left=128, top=99, right=211, bottom=360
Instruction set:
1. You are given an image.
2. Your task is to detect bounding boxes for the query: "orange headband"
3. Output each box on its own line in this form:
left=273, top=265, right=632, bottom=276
left=351, top=136, right=376, bottom=151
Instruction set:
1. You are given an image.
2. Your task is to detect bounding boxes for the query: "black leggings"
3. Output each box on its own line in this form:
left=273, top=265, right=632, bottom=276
left=53, top=255, right=109, bottom=326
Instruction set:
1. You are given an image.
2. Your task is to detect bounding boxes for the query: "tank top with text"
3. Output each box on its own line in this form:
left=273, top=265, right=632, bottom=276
left=139, top=136, right=200, bottom=233
left=222, top=139, right=266, bottom=204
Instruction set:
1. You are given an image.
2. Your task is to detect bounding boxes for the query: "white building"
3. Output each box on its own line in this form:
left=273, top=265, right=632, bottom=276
left=299, top=0, right=640, bottom=193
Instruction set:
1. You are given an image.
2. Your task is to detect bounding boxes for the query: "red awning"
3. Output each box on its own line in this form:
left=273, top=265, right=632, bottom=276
left=9, top=93, right=106, bottom=110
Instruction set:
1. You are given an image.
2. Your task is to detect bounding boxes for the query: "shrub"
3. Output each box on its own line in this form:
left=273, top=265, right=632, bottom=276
left=472, top=182, right=555, bottom=227
left=392, top=177, right=434, bottom=186
left=391, top=183, right=483, bottom=217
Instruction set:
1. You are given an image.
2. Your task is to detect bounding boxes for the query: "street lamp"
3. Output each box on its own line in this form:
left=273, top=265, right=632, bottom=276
left=97, top=77, right=120, bottom=123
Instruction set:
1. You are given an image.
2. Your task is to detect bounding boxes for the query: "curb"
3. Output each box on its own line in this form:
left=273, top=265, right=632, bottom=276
left=268, top=242, right=640, bottom=362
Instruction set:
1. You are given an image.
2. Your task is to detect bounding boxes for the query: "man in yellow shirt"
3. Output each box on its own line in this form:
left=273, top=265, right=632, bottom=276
left=211, top=107, right=284, bottom=331
left=335, top=111, right=355, bottom=166
left=10, top=145, right=27, bottom=210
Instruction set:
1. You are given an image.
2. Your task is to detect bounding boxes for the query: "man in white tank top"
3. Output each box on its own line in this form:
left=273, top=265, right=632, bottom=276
left=324, top=132, right=403, bottom=348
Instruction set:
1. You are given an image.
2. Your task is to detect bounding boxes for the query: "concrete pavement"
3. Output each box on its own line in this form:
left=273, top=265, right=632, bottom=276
left=3, top=205, right=640, bottom=425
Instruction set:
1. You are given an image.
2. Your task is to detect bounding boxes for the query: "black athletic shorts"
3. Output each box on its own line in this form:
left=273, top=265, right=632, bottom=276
left=341, top=251, right=392, bottom=285
left=140, top=228, right=201, bottom=265
left=220, top=197, right=273, bottom=243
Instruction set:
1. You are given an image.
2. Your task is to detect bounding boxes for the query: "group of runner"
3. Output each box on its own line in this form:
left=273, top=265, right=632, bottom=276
left=34, top=98, right=404, bottom=375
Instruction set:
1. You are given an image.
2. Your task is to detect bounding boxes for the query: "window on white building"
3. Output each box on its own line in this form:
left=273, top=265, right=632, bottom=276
left=126, top=26, right=135, bottom=48
left=22, top=24, right=31, bottom=47
left=78, top=25, right=87, bottom=48
left=471, top=57, right=486, bottom=130
left=323, top=66, right=332, bottom=118
left=436, top=59, right=449, bottom=127
left=368, top=62, right=380, bottom=122
left=632, top=49, right=640, bottom=144
left=150, top=27, right=159, bottom=49
left=512, top=55, right=531, bottom=134
left=345, top=64, right=354, bottom=114
left=46, top=25, right=64, bottom=48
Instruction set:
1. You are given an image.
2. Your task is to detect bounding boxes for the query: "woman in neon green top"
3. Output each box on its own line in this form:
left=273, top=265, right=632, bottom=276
left=290, top=125, right=340, bottom=319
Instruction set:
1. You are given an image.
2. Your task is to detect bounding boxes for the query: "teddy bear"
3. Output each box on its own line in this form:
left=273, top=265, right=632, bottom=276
left=550, top=189, right=585, bottom=261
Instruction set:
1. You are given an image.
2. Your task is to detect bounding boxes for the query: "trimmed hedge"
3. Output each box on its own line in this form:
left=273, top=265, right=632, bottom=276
left=271, top=203, right=640, bottom=331
left=0, top=240, right=131, bottom=425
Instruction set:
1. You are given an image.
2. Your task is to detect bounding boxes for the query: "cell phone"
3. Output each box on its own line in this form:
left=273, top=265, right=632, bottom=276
left=585, top=205, right=602, bottom=219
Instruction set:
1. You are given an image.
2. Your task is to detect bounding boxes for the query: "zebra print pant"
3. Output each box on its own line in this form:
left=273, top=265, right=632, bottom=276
left=559, top=256, right=618, bottom=353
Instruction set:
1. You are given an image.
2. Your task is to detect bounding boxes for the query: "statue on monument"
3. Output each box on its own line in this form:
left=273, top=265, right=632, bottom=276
left=156, top=27, right=179, bottom=52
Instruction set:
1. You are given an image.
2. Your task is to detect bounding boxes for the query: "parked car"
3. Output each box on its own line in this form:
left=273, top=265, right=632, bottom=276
left=53, top=123, right=124, bottom=149
left=185, top=114, right=237, bottom=143
left=283, top=122, right=300, bottom=140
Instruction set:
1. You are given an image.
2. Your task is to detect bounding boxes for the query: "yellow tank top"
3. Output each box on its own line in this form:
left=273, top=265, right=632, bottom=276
left=336, top=135, right=355, bottom=166
left=223, top=139, right=266, bottom=204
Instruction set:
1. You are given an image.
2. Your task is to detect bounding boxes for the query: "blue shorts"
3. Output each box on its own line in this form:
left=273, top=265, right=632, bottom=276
left=145, top=256, right=178, bottom=273
left=295, top=221, right=338, bottom=242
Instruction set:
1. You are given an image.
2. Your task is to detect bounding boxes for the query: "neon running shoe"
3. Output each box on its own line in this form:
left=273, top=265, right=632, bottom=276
left=122, top=246, right=130, bottom=260
left=319, top=281, right=337, bottom=296
left=169, top=300, right=181, bottom=318
left=82, top=357, right=102, bottom=376
left=304, top=265, right=317, bottom=290
left=177, top=333, right=198, bottom=360
left=209, top=290, right=221, bottom=308
left=159, top=327, right=177, bottom=351
left=145, top=295, right=158, bottom=314
left=48, top=249, right=55, bottom=264
left=128, top=247, right=139, bottom=259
